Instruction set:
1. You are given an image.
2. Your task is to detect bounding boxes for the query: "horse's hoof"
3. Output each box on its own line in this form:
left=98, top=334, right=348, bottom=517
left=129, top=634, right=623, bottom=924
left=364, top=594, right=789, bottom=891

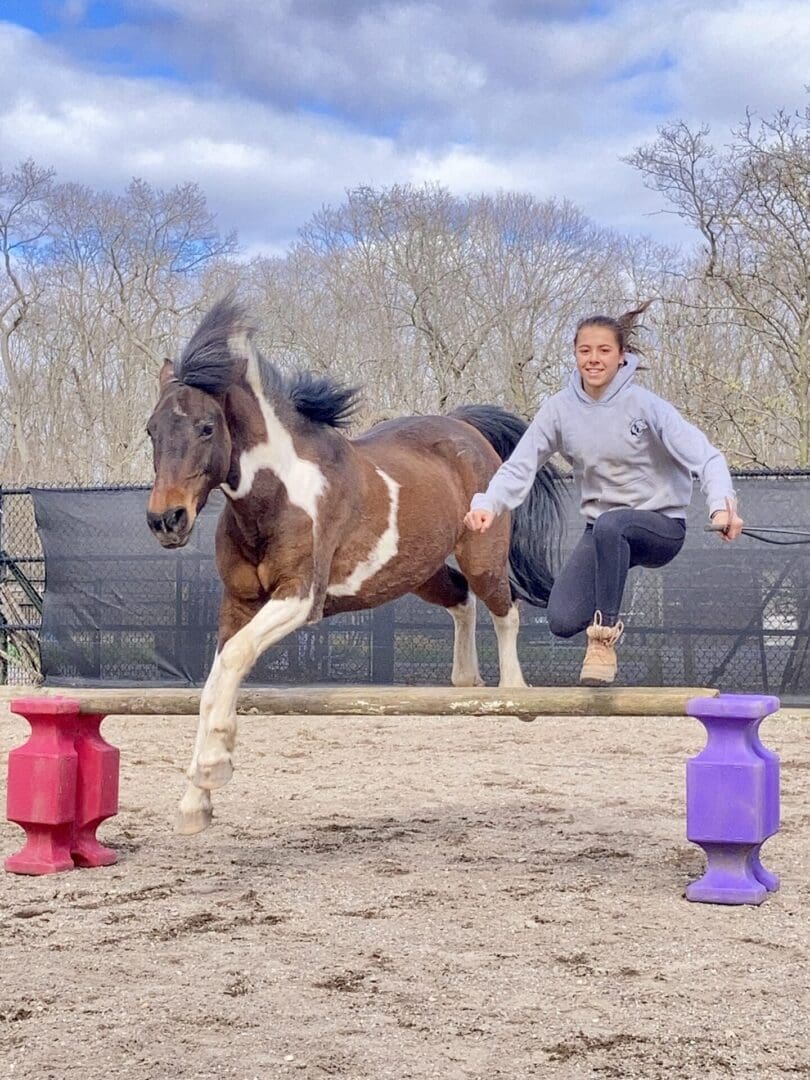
left=193, top=755, right=234, bottom=791
left=175, top=804, right=213, bottom=835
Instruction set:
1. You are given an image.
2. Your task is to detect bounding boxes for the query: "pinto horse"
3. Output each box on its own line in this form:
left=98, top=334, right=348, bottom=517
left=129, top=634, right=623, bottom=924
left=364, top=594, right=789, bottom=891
left=147, top=299, right=565, bottom=833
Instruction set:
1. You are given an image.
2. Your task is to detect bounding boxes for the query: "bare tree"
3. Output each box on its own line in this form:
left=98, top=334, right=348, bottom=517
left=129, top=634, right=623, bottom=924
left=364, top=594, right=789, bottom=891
left=0, top=160, right=54, bottom=479
left=6, top=147, right=806, bottom=483
left=475, top=193, right=621, bottom=416
left=627, top=103, right=810, bottom=465
left=282, top=184, right=628, bottom=419
left=1, top=169, right=237, bottom=483
left=295, top=184, right=491, bottom=410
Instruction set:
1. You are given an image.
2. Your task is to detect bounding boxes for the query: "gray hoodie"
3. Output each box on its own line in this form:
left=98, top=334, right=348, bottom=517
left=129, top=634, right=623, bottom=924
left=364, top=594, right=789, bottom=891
left=471, top=356, right=735, bottom=522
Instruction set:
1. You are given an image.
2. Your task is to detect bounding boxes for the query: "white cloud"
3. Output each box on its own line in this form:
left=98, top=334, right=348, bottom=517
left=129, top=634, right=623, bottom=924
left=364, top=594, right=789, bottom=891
left=671, top=0, right=810, bottom=124
left=0, top=1, right=807, bottom=254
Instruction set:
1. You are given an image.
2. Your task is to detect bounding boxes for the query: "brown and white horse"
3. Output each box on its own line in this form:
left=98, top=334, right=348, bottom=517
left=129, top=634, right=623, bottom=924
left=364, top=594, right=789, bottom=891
left=146, top=299, right=564, bottom=833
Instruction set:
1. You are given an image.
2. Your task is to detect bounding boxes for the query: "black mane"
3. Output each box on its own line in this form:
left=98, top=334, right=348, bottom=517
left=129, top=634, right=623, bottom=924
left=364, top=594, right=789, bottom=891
left=284, top=371, right=360, bottom=428
left=176, top=297, right=361, bottom=427
left=176, top=297, right=254, bottom=396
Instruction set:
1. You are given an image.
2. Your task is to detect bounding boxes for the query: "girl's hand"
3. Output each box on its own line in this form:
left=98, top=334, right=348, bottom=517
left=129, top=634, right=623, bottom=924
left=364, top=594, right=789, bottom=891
left=464, top=509, right=496, bottom=533
left=710, top=496, right=744, bottom=542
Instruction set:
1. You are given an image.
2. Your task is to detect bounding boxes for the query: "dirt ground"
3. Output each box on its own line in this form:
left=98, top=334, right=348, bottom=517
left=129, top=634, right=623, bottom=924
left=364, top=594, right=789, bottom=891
left=0, top=693, right=808, bottom=1080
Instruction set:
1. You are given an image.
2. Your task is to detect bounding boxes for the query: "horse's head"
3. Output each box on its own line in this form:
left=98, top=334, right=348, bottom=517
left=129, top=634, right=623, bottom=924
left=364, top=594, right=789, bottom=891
left=146, top=361, right=232, bottom=547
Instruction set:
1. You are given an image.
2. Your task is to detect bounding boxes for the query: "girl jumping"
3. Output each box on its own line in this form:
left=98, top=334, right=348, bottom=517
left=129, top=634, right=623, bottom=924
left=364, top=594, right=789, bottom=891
left=463, top=303, right=743, bottom=685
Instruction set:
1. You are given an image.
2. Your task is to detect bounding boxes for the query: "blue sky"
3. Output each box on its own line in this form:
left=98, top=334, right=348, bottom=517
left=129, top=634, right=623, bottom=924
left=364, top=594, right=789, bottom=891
left=1, top=1, right=808, bottom=256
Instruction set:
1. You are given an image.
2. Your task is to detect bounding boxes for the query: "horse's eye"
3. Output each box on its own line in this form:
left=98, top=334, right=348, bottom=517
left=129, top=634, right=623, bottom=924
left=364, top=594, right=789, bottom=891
left=198, top=421, right=215, bottom=439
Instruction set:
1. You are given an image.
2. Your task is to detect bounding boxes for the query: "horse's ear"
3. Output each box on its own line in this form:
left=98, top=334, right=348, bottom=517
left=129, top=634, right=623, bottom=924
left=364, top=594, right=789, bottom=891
left=159, top=359, right=175, bottom=387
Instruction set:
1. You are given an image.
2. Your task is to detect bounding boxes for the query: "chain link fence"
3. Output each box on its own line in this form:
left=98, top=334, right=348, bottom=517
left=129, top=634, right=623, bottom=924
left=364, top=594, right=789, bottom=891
left=2, top=474, right=809, bottom=702
left=0, top=488, right=44, bottom=684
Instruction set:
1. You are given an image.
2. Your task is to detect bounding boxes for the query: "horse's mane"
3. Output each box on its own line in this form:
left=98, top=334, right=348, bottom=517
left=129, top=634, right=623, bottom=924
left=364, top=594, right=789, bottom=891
left=284, top=371, right=360, bottom=428
left=176, top=297, right=359, bottom=428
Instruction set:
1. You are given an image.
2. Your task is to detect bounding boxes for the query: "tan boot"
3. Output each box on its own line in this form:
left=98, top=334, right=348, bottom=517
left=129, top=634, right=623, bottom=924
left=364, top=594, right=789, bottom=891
left=579, top=611, right=624, bottom=686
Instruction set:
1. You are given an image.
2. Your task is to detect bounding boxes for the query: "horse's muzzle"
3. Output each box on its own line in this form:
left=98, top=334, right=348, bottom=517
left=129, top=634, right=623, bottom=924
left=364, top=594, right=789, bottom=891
left=147, top=506, right=191, bottom=547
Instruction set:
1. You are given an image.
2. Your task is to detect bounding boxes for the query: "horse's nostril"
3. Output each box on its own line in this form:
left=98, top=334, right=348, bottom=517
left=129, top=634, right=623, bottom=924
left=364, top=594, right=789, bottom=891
left=165, top=506, right=188, bottom=532
left=147, top=507, right=188, bottom=534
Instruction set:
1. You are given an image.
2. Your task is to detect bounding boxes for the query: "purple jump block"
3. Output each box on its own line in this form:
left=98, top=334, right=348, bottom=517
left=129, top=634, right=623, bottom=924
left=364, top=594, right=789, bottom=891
left=685, top=693, right=780, bottom=906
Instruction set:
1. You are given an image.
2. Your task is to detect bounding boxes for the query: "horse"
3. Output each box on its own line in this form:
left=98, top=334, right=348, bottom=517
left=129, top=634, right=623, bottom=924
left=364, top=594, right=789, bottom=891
left=146, top=298, right=565, bottom=833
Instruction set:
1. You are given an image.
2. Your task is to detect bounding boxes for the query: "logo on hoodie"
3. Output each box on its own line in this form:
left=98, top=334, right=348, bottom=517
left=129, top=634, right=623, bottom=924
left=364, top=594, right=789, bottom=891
left=629, top=418, right=648, bottom=439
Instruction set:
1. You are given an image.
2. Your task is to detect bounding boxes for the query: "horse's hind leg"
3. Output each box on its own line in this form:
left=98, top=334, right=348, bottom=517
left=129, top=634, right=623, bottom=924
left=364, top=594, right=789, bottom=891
left=413, top=565, right=484, bottom=687
left=455, top=528, right=527, bottom=688
left=489, top=603, right=526, bottom=688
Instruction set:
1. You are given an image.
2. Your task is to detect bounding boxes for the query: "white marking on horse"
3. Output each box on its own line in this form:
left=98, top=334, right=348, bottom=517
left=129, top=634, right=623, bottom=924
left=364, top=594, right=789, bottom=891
left=221, top=339, right=327, bottom=520
left=327, top=468, right=400, bottom=597
left=491, top=603, right=526, bottom=688
left=176, top=650, right=222, bottom=832
left=448, top=594, right=484, bottom=687
left=191, top=591, right=315, bottom=793
left=172, top=402, right=187, bottom=418
left=220, top=592, right=314, bottom=675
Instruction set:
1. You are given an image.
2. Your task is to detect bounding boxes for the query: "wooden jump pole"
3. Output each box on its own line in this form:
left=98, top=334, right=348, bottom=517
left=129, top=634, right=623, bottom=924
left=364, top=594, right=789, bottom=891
left=16, top=684, right=719, bottom=722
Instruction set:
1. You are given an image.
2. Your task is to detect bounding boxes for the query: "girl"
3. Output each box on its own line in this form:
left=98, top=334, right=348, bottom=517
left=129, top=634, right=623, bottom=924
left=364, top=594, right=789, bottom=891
left=463, top=304, right=743, bottom=686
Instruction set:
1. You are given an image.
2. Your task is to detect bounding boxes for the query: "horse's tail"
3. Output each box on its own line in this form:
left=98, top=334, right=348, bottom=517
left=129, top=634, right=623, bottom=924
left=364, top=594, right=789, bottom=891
left=452, top=404, right=567, bottom=607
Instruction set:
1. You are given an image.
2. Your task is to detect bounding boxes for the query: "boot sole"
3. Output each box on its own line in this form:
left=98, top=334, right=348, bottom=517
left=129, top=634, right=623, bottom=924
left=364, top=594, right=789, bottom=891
left=579, top=675, right=616, bottom=687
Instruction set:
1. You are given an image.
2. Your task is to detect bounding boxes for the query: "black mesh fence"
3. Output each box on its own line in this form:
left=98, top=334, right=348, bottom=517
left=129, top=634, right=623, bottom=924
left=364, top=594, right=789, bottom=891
left=1, top=475, right=809, bottom=702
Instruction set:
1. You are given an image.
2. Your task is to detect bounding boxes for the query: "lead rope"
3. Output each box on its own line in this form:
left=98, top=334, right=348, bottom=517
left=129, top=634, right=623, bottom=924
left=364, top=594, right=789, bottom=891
left=704, top=524, right=810, bottom=546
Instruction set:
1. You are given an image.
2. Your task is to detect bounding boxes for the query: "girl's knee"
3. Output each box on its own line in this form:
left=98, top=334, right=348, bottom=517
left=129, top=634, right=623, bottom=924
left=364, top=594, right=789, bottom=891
left=592, top=510, right=628, bottom=538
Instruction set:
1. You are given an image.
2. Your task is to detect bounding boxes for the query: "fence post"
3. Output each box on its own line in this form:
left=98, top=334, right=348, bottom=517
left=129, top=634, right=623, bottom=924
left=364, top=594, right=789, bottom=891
left=371, top=604, right=396, bottom=684
left=0, top=487, right=6, bottom=684
left=0, top=610, right=7, bottom=685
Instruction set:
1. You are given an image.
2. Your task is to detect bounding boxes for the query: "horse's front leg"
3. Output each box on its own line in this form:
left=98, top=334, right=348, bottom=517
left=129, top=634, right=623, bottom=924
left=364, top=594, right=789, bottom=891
left=175, top=652, right=223, bottom=834
left=176, top=592, right=260, bottom=834
left=192, top=586, right=315, bottom=791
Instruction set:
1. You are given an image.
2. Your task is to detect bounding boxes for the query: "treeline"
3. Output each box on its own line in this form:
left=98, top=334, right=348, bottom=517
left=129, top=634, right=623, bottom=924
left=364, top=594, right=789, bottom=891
left=1, top=100, right=808, bottom=484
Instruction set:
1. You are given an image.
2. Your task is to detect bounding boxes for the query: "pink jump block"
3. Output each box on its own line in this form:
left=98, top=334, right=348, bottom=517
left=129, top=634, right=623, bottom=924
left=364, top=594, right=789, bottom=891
left=4, top=697, right=119, bottom=875
left=685, top=693, right=781, bottom=906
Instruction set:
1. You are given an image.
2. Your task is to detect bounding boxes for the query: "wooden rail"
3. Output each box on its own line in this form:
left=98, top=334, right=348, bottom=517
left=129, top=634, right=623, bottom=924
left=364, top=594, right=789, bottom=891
left=19, top=685, right=719, bottom=721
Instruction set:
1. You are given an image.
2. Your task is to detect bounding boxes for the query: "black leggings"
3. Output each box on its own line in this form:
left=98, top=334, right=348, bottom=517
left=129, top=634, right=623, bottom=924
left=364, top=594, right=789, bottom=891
left=546, top=510, right=686, bottom=637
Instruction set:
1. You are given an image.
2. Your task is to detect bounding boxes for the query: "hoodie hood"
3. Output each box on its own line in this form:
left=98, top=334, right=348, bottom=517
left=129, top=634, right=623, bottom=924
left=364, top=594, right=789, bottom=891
left=568, top=352, right=641, bottom=405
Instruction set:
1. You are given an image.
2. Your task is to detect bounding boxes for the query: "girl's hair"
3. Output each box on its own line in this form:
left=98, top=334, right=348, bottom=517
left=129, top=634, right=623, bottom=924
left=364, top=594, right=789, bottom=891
left=574, top=299, right=655, bottom=356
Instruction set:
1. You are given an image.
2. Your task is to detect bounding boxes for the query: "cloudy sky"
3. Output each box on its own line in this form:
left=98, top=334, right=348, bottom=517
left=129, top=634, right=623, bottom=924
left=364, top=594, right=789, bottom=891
left=1, top=0, right=808, bottom=256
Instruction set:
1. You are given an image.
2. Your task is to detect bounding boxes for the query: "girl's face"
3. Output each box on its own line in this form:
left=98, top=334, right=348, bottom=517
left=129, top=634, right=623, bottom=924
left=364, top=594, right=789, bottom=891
left=575, top=325, right=624, bottom=400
